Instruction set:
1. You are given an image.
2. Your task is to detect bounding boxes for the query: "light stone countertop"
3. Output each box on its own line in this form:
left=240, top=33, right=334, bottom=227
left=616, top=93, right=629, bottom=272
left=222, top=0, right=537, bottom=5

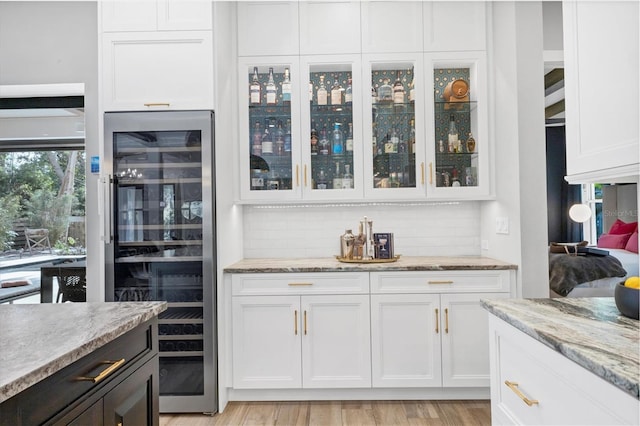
left=224, top=255, right=518, bottom=273
left=0, top=301, right=167, bottom=403
left=481, top=297, right=640, bottom=399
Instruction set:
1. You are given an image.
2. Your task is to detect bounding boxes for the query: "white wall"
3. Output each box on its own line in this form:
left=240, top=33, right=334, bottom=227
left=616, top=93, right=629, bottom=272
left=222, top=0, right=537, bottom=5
left=0, top=1, right=101, bottom=301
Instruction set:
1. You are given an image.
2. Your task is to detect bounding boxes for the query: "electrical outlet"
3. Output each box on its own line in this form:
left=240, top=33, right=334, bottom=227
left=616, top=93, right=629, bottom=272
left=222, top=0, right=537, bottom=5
left=496, top=217, right=510, bottom=234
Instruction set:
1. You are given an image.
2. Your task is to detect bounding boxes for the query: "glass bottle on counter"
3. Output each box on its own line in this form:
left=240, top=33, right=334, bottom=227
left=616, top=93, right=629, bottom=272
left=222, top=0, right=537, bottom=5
left=317, top=75, right=328, bottom=106
left=266, top=67, right=277, bottom=105
left=282, top=68, right=292, bottom=106
left=331, top=122, right=344, bottom=155
left=250, top=67, right=261, bottom=105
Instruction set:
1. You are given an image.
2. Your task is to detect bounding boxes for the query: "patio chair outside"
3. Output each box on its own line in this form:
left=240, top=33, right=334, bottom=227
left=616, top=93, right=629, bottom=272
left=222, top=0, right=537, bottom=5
left=24, top=228, right=52, bottom=255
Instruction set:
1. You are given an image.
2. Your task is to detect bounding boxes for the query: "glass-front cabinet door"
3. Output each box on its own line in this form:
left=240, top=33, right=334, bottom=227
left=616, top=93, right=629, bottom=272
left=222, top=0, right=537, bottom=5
left=425, top=52, right=491, bottom=200
left=300, top=55, right=363, bottom=200
left=239, top=57, right=302, bottom=201
left=363, top=54, right=426, bottom=199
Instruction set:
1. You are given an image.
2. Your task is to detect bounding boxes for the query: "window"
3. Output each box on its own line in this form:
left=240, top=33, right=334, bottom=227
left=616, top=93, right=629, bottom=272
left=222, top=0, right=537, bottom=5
left=581, top=183, right=604, bottom=245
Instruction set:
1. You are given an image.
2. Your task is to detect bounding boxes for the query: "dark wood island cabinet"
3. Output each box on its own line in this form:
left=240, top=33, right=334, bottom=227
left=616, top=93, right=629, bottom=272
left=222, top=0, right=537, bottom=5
left=0, top=302, right=166, bottom=426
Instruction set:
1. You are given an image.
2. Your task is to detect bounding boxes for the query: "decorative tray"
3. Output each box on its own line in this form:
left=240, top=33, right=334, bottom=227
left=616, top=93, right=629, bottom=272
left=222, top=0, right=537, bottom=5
left=335, top=255, right=401, bottom=264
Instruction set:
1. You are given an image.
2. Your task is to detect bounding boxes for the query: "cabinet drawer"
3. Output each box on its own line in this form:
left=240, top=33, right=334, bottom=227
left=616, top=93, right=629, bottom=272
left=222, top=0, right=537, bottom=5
left=1, top=319, right=156, bottom=426
left=232, top=273, right=369, bottom=296
left=371, top=270, right=510, bottom=294
left=491, top=316, right=637, bottom=425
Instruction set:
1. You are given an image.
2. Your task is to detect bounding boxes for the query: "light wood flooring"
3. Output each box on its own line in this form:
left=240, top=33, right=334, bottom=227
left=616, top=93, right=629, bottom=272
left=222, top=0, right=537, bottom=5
left=159, top=400, right=491, bottom=426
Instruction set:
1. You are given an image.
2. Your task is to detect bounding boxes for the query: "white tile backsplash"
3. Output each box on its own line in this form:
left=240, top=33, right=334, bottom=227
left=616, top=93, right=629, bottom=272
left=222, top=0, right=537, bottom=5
left=243, top=202, right=481, bottom=258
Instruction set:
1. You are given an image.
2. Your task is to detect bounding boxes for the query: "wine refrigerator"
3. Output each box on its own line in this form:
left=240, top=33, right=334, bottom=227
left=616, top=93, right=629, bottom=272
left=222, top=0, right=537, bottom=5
left=103, top=111, right=216, bottom=413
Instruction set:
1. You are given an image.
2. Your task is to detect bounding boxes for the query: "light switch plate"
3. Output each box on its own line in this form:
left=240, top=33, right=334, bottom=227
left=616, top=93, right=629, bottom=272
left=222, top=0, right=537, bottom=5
left=496, top=217, right=509, bottom=234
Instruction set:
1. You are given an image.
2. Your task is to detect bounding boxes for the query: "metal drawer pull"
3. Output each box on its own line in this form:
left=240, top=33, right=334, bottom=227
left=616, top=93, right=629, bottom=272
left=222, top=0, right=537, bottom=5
left=79, top=358, right=126, bottom=383
left=445, top=308, right=449, bottom=333
left=288, top=282, right=313, bottom=286
left=294, top=310, right=298, bottom=335
left=304, top=310, right=308, bottom=335
left=428, top=280, right=453, bottom=284
left=435, top=308, right=439, bottom=333
left=143, top=102, right=170, bottom=107
left=504, top=380, right=539, bottom=406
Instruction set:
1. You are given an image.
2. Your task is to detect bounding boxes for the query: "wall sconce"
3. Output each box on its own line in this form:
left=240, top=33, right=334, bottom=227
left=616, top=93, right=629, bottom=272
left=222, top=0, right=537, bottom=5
left=569, top=203, right=592, bottom=223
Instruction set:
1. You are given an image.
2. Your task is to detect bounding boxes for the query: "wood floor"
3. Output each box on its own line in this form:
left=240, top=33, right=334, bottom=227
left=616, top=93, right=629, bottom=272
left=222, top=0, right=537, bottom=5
left=159, top=400, right=491, bottom=426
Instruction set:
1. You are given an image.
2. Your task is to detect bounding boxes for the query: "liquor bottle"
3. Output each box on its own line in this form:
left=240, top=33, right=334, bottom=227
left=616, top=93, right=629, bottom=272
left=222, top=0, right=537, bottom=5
left=333, top=162, right=343, bottom=189
left=284, top=119, right=292, bottom=153
left=342, top=164, right=354, bottom=189
left=372, top=121, right=378, bottom=154
left=282, top=68, right=292, bottom=106
left=317, top=75, right=328, bottom=106
left=251, top=121, right=262, bottom=156
left=309, top=81, right=314, bottom=103
left=466, top=132, right=476, bottom=153
left=398, top=131, right=408, bottom=154
left=393, top=71, right=405, bottom=105
left=371, top=80, right=378, bottom=111
left=331, top=75, right=343, bottom=105
left=331, top=122, right=344, bottom=155
left=261, top=118, right=273, bottom=154
left=384, top=132, right=394, bottom=154
left=378, top=78, right=393, bottom=103
left=344, top=75, right=353, bottom=105
left=316, top=168, right=328, bottom=189
left=310, top=127, right=319, bottom=155
left=250, top=67, right=261, bottom=105
left=448, top=114, right=459, bottom=151
left=318, top=126, right=330, bottom=155
left=345, top=122, right=354, bottom=152
left=390, top=127, right=399, bottom=153
left=274, top=120, right=285, bottom=156
left=409, top=67, right=415, bottom=103
left=408, top=118, right=416, bottom=155
left=266, top=67, right=277, bottom=105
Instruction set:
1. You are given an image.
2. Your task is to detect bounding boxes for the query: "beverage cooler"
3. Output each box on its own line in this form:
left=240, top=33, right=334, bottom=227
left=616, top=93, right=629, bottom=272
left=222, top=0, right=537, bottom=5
left=103, top=111, right=216, bottom=413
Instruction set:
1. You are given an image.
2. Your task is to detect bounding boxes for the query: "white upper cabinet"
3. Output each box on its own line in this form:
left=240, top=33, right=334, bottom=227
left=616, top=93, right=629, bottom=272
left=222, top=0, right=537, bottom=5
left=237, top=1, right=299, bottom=57
left=299, top=1, right=361, bottom=55
left=423, top=2, right=487, bottom=52
left=361, top=1, right=424, bottom=54
left=101, top=0, right=212, bottom=32
left=563, top=1, right=639, bottom=184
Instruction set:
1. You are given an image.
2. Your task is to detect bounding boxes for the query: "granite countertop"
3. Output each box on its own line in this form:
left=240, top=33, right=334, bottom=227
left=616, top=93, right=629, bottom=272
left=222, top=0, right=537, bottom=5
left=481, top=297, right=640, bottom=399
left=0, top=301, right=167, bottom=403
left=224, top=255, right=518, bottom=273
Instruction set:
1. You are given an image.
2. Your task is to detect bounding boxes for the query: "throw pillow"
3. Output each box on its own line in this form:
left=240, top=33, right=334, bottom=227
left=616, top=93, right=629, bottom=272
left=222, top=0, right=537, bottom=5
left=597, top=233, right=633, bottom=249
left=625, top=231, right=639, bottom=253
left=609, top=219, right=638, bottom=235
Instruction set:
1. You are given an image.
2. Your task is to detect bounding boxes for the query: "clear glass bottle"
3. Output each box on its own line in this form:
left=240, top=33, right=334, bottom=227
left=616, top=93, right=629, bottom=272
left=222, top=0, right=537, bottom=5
left=466, top=132, right=476, bottom=153
left=282, top=67, right=292, bottom=106
left=274, top=120, right=285, bottom=156
left=342, top=164, right=354, bottom=189
left=390, top=127, right=399, bottom=153
left=393, top=71, right=405, bottom=105
left=344, top=75, right=353, bottom=105
left=266, top=67, right=277, bottom=105
left=309, top=81, right=313, bottom=104
left=448, top=114, right=459, bottom=151
left=408, top=118, right=416, bottom=155
left=318, top=126, right=330, bottom=155
left=261, top=118, right=273, bottom=154
left=331, top=75, right=343, bottom=105
left=251, top=121, right=262, bottom=156
left=333, top=162, right=342, bottom=189
left=250, top=67, right=261, bottom=105
left=345, top=122, right=354, bottom=152
left=317, top=75, right=328, bottom=106
left=284, top=119, right=292, bottom=153
left=331, top=122, right=344, bottom=155
left=371, top=80, right=378, bottom=111
left=310, top=127, right=319, bottom=156
left=378, top=78, right=393, bottom=103
left=316, top=168, right=328, bottom=189
left=409, top=67, right=415, bottom=103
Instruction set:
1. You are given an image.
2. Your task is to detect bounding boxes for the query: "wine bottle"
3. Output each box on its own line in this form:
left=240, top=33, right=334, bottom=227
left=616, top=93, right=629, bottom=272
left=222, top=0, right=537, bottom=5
left=317, top=75, right=328, bottom=106
left=331, top=122, right=344, bottom=155
left=345, top=75, right=353, bottom=105
left=331, top=75, right=343, bottom=105
left=250, top=66, right=261, bottom=105
left=282, top=67, right=291, bottom=105
left=266, top=67, right=277, bottom=105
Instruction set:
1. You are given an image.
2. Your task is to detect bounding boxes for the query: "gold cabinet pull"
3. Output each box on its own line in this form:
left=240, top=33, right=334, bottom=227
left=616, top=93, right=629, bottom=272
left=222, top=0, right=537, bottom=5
left=78, top=359, right=126, bottom=383
left=294, top=310, right=298, bottom=335
left=428, top=280, right=453, bottom=284
left=296, top=164, right=300, bottom=187
left=428, top=162, right=433, bottom=185
left=421, top=162, right=425, bottom=185
left=504, top=380, right=539, bottom=406
left=304, top=310, right=308, bottom=335
left=143, top=102, right=170, bottom=107
left=288, top=282, right=313, bottom=286
left=304, top=165, right=308, bottom=187
left=435, top=308, right=439, bottom=333
left=445, top=308, right=449, bottom=333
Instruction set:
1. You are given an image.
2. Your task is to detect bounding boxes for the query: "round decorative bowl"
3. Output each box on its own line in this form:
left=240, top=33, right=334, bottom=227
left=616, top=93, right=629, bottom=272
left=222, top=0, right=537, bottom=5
left=614, top=282, right=640, bottom=320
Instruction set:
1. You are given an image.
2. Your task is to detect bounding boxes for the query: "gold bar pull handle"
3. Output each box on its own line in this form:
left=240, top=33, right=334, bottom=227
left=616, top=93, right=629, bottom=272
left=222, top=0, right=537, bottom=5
left=304, top=310, right=308, bottom=335
left=78, top=359, right=126, bottom=383
left=430, top=162, right=434, bottom=185
left=428, top=280, right=454, bottom=285
left=294, top=310, right=298, bottom=335
left=143, top=102, right=170, bottom=107
left=504, top=380, right=539, bottom=406
left=445, top=308, right=449, bottom=333
left=288, top=282, right=313, bottom=286
left=304, top=165, right=308, bottom=187
left=421, top=162, right=425, bottom=185
left=296, top=164, right=300, bottom=187
left=435, top=308, right=439, bottom=333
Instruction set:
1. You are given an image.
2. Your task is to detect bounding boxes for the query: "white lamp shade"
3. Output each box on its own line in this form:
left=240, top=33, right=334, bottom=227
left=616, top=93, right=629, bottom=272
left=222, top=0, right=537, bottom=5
left=569, top=204, right=592, bottom=223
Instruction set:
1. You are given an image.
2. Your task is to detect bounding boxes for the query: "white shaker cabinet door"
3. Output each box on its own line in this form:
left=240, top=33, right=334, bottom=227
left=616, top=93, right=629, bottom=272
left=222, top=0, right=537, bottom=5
left=232, top=295, right=302, bottom=389
left=237, top=1, right=299, bottom=56
left=301, top=294, right=371, bottom=388
left=299, top=1, right=361, bottom=55
left=370, top=294, right=442, bottom=388
left=360, top=1, right=424, bottom=54
left=423, top=1, right=487, bottom=52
